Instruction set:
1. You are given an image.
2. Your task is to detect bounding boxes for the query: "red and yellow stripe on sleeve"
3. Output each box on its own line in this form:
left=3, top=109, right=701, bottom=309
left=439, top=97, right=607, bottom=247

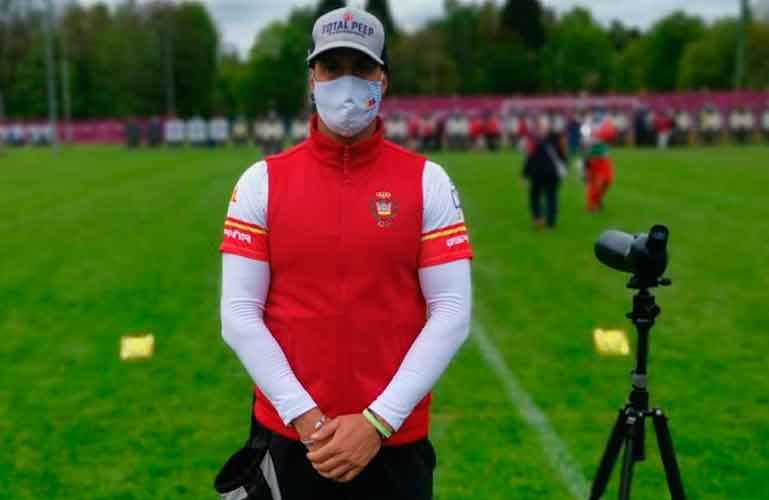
left=419, top=222, right=473, bottom=268
left=219, top=217, right=269, bottom=261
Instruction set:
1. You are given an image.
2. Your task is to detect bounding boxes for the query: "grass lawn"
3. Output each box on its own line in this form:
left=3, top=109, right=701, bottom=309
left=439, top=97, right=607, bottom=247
left=1, top=145, right=767, bottom=499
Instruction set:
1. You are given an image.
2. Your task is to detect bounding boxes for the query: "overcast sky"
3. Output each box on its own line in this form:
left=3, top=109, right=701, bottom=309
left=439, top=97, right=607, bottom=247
left=76, top=0, right=743, bottom=57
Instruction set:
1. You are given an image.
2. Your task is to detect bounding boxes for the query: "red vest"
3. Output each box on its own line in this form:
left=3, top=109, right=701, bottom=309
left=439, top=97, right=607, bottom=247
left=255, top=116, right=430, bottom=445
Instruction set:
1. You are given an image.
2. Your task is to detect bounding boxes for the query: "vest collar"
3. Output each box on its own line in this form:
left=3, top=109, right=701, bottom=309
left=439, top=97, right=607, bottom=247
left=308, top=114, right=384, bottom=168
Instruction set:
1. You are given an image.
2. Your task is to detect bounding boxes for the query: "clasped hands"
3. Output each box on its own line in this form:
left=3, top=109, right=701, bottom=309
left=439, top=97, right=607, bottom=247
left=292, top=407, right=392, bottom=483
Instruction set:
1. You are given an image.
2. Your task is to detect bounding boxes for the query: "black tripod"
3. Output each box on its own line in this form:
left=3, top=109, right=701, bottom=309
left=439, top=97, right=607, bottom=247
left=588, top=277, right=686, bottom=500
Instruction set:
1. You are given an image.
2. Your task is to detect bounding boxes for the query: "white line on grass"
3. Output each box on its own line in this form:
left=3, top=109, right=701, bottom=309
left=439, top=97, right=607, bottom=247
left=472, top=320, right=591, bottom=499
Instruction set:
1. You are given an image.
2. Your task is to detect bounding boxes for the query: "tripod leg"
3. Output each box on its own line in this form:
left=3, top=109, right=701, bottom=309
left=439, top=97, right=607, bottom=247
left=589, top=410, right=626, bottom=500
left=618, top=414, right=642, bottom=500
left=652, top=409, right=686, bottom=500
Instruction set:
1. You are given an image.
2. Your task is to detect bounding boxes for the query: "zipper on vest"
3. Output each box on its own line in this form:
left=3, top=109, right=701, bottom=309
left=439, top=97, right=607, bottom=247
left=340, top=146, right=350, bottom=308
left=342, top=147, right=350, bottom=181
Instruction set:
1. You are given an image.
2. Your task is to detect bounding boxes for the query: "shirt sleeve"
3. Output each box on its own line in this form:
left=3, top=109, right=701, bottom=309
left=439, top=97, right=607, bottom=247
left=221, top=254, right=317, bottom=425
left=419, top=161, right=473, bottom=268
left=219, top=161, right=269, bottom=261
left=368, top=259, right=471, bottom=430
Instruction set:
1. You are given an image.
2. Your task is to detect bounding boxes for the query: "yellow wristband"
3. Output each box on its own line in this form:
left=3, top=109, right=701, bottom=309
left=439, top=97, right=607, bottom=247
left=362, top=408, right=392, bottom=439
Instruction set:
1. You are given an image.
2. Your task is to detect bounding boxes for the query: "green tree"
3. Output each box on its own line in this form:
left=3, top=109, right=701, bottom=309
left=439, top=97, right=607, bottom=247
left=365, top=0, right=398, bottom=36
left=389, top=25, right=458, bottom=95
left=315, top=0, right=346, bottom=18
left=540, top=8, right=615, bottom=92
left=677, top=20, right=738, bottom=90
left=500, top=0, right=546, bottom=49
left=59, top=3, right=117, bottom=118
left=745, top=22, right=769, bottom=88
left=613, top=37, right=648, bottom=92
left=608, top=20, right=641, bottom=52
left=243, top=7, right=314, bottom=116
left=213, top=48, right=247, bottom=115
left=171, top=2, right=218, bottom=117
left=644, top=12, right=706, bottom=90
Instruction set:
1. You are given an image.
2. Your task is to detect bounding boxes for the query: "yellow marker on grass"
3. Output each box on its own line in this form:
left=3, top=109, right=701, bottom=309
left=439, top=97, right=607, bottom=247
left=593, top=328, right=630, bottom=356
left=120, top=333, right=155, bottom=361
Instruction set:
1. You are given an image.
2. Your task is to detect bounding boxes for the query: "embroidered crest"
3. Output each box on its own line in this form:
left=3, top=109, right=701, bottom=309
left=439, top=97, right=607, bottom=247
left=369, top=191, right=398, bottom=228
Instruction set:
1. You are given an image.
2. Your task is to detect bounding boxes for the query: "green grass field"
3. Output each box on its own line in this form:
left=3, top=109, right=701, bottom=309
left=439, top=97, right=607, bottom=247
left=1, top=144, right=768, bottom=499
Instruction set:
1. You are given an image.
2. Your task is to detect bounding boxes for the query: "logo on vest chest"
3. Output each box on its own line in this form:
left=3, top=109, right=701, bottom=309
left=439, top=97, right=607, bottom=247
left=369, top=191, right=399, bottom=228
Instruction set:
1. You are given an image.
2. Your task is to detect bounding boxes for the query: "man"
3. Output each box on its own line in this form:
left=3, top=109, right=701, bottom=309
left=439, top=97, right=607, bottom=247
left=699, top=105, right=723, bottom=146
left=289, top=112, right=309, bottom=145
left=674, top=109, right=692, bottom=147
left=218, top=7, right=472, bottom=500
left=654, top=109, right=673, bottom=150
left=521, top=129, right=567, bottom=229
left=186, top=115, right=208, bottom=147
left=209, top=116, right=231, bottom=147
left=232, top=115, right=250, bottom=146
left=164, top=116, right=185, bottom=147
left=611, top=108, right=629, bottom=146
left=483, top=110, right=500, bottom=151
left=383, top=111, right=408, bottom=147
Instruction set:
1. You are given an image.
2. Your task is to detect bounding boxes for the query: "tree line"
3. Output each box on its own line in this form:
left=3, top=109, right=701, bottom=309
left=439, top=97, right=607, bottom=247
left=2, top=0, right=768, bottom=119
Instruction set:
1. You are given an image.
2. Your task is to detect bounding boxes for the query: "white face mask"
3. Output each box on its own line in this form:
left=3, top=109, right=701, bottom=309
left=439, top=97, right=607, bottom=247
left=313, top=75, right=382, bottom=137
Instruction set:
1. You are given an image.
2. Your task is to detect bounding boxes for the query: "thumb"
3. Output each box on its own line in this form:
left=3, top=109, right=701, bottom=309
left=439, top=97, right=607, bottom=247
left=311, top=417, right=339, bottom=441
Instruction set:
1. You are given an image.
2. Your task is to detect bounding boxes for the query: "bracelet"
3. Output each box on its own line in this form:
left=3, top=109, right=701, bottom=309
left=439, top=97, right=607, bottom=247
left=300, top=415, right=326, bottom=447
left=362, top=408, right=392, bottom=439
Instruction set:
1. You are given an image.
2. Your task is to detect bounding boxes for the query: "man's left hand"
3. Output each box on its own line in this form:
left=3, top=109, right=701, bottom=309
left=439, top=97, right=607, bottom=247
left=306, top=414, right=382, bottom=483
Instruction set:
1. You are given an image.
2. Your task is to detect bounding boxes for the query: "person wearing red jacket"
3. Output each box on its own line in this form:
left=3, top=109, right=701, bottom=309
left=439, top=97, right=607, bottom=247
left=483, top=111, right=500, bottom=151
left=217, top=7, right=472, bottom=500
left=584, top=119, right=615, bottom=211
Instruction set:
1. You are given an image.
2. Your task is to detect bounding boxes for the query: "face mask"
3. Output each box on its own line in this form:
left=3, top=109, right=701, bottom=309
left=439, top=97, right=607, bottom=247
left=313, top=75, right=382, bottom=137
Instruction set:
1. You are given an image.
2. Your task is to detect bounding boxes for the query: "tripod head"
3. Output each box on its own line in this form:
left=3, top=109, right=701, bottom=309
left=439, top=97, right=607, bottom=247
left=595, top=225, right=671, bottom=290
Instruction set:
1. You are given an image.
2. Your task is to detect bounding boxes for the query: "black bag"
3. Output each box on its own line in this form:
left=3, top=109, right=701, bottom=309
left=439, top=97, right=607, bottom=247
left=214, top=410, right=275, bottom=500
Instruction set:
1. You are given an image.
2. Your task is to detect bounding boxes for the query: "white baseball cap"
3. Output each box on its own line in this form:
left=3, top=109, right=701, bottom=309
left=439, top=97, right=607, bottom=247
left=307, top=7, right=387, bottom=68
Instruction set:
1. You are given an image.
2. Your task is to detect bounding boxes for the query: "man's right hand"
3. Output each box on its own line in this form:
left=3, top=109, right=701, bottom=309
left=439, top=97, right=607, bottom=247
left=291, top=407, right=329, bottom=449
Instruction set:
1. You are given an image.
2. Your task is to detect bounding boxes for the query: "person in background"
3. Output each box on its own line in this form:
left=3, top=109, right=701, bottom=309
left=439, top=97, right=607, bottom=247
left=583, top=120, right=615, bottom=212
left=552, top=110, right=566, bottom=136
left=468, top=112, right=483, bottom=151
left=673, top=109, right=692, bottom=147
left=232, top=116, right=250, bottom=146
left=611, top=108, right=630, bottom=146
left=263, top=111, right=285, bottom=155
left=147, top=116, right=163, bottom=147
left=654, top=109, right=673, bottom=149
left=164, top=116, right=185, bottom=147
left=483, top=110, right=500, bottom=152
left=210, top=116, right=230, bottom=147
left=505, top=111, right=520, bottom=150
left=521, top=128, right=567, bottom=229
left=729, top=107, right=747, bottom=144
left=699, top=105, right=723, bottom=145
left=761, top=105, right=769, bottom=142
left=418, top=112, right=437, bottom=151
left=123, top=118, right=141, bottom=149
left=444, top=109, right=468, bottom=150
left=187, top=115, right=208, bottom=147
left=566, top=111, right=583, bottom=157
left=290, top=112, right=309, bottom=145
left=383, top=112, right=408, bottom=147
